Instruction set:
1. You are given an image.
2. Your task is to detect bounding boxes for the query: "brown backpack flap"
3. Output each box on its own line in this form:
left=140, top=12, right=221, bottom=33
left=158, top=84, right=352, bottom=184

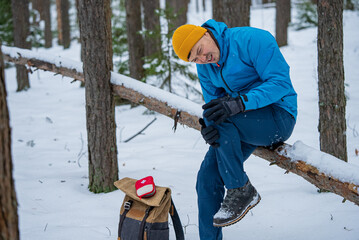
left=114, top=177, right=170, bottom=207
left=114, top=177, right=172, bottom=223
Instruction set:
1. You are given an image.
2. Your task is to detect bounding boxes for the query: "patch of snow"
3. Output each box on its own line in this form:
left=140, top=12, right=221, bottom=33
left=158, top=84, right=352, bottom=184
left=284, top=141, right=359, bottom=185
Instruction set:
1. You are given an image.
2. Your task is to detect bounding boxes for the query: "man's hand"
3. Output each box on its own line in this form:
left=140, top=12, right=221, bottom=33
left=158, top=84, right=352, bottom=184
left=202, top=96, right=245, bottom=124
left=199, top=118, right=220, bottom=148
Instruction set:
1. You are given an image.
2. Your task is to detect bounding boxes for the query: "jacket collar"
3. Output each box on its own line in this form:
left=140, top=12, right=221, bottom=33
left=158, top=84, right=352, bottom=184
left=201, top=19, right=229, bottom=66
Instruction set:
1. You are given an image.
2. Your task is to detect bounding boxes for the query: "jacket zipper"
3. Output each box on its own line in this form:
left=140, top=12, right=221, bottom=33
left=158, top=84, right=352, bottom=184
left=217, top=62, right=233, bottom=93
left=206, top=28, right=233, bottom=93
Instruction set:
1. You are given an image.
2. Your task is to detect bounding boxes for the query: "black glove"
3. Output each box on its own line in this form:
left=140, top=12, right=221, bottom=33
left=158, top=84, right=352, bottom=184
left=199, top=118, right=220, bottom=148
left=202, top=96, right=245, bottom=125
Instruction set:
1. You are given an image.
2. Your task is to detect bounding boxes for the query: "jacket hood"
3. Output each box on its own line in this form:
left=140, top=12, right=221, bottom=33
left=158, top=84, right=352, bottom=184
left=201, top=19, right=228, bottom=65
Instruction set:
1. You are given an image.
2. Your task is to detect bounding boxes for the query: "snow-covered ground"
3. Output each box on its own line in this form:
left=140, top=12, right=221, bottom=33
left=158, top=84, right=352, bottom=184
left=3, top=3, right=359, bottom=240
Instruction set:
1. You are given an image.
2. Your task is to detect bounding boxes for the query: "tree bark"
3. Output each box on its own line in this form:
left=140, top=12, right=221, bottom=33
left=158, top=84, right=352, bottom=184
left=166, top=0, right=190, bottom=31
left=212, top=0, right=223, bottom=22
left=125, top=0, right=144, bottom=80
left=212, top=0, right=250, bottom=27
left=3, top=48, right=359, bottom=205
left=77, top=0, right=118, bottom=193
left=317, top=0, right=347, bottom=162
left=56, top=0, right=70, bottom=49
left=42, top=0, right=53, bottom=48
left=75, top=0, right=84, bottom=63
left=32, top=0, right=52, bottom=48
left=11, top=0, right=30, bottom=91
left=142, top=0, right=162, bottom=58
left=276, top=0, right=291, bottom=47
left=0, top=45, right=20, bottom=240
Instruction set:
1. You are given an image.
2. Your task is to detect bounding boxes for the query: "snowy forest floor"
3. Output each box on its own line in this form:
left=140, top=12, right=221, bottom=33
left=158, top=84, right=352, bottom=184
left=4, top=5, right=359, bottom=240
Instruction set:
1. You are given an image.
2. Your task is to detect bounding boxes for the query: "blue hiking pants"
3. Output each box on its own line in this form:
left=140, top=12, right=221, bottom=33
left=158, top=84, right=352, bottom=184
left=196, top=105, right=295, bottom=240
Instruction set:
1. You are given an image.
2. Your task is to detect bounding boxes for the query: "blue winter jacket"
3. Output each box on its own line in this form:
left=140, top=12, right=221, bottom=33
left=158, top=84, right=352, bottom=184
left=197, top=19, right=297, bottom=119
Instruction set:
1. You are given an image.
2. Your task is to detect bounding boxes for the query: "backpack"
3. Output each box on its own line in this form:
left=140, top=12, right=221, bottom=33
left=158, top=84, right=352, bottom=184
left=114, top=177, right=185, bottom=240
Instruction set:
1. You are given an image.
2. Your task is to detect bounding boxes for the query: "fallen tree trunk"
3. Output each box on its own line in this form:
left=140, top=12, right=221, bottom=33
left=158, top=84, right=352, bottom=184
left=4, top=51, right=84, bottom=81
left=254, top=145, right=359, bottom=205
left=2, top=48, right=201, bottom=130
left=3, top=46, right=359, bottom=206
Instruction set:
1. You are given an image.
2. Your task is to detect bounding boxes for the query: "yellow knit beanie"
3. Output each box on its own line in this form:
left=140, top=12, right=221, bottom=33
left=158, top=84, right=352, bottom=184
left=172, top=24, right=207, bottom=62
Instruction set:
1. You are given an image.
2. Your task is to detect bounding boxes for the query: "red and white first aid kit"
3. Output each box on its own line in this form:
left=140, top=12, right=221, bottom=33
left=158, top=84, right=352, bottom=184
left=135, top=176, right=156, bottom=199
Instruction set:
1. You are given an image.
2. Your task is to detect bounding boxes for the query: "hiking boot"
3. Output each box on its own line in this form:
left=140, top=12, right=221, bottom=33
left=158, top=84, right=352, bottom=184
left=213, top=180, right=261, bottom=227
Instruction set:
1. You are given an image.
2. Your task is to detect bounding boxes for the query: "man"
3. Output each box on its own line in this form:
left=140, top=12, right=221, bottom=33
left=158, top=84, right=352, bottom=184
left=172, top=19, right=297, bottom=240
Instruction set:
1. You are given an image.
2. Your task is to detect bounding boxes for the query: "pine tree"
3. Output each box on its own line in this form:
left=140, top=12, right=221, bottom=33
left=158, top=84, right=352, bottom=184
left=276, top=0, right=291, bottom=47
left=77, top=0, right=119, bottom=193
left=125, top=0, right=144, bottom=80
left=0, top=0, right=13, bottom=45
left=143, top=8, right=198, bottom=94
left=293, top=0, right=318, bottom=30
left=0, top=42, right=20, bottom=240
left=56, top=0, right=71, bottom=49
left=112, top=0, right=128, bottom=75
left=317, top=0, right=347, bottom=162
left=11, top=0, right=31, bottom=91
left=213, top=0, right=250, bottom=27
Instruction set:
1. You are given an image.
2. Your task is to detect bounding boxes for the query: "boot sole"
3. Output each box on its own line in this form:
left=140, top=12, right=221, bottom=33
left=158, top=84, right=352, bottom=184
left=213, top=193, right=261, bottom=228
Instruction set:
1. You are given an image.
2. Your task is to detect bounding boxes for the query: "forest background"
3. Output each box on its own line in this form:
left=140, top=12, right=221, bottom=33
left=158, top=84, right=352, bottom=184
left=1, top=0, right=359, bottom=239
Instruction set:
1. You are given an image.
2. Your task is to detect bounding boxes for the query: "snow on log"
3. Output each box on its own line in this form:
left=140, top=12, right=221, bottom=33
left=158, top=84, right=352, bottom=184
left=111, top=73, right=202, bottom=130
left=2, top=46, right=359, bottom=206
left=2, top=46, right=83, bottom=81
left=2, top=46, right=202, bottom=130
left=254, top=143, right=359, bottom=205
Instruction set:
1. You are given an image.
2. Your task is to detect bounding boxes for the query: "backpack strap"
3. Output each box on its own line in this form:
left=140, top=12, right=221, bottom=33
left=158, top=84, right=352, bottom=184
left=118, top=200, right=133, bottom=238
left=138, top=206, right=154, bottom=240
left=170, top=198, right=185, bottom=240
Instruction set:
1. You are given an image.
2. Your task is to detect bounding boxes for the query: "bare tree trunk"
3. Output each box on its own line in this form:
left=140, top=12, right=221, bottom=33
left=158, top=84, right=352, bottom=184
left=276, top=0, right=291, bottom=47
left=166, top=0, right=190, bottom=30
left=56, top=0, right=70, bottom=49
left=31, top=0, right=42, bottom=13
left=11, top=0, right=30, bottom=91
left=212, top=0, right=250, bottom=27
left=75, top=0, right=84, bottom=89
left=32, top=0, right=52, bottom=48
left=43, top=0, right=52, bottom=48
left=238, top=0, right=251, bottom=27
left=317, top=0, right=347, bottom=162
left=75, top=0, right=84, bottom=62
left=212, top=0, right=223, bottom=22
left=0, top=44, right=20, bottom=240
left=77, top=0, right=119, bottom=193
left=142, top=0, right=162, bottom=58
left=125, top=0, right=144, bottom=80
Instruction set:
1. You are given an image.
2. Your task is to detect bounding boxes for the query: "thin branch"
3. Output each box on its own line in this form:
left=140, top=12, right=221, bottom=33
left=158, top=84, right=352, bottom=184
left=77, top=133, right=86, bottom=167
left=123, top=117, right=157, bottom=143
left=106, top=227, right=111, bottom=236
